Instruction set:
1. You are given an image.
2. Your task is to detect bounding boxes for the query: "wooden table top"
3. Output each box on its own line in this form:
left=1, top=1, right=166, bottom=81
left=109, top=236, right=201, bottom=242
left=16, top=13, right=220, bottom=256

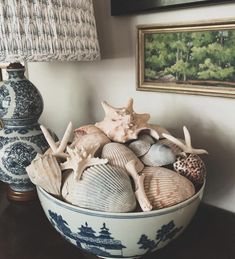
left=0, top=183, right=234, bottom=259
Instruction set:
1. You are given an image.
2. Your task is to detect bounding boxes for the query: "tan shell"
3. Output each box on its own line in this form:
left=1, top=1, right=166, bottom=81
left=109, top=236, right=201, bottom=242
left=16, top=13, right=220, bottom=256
left=140, top=143, right=176, bottom=167
left=143, top=166, right=195, bottom=210
left=101, top=142, right=144, bottom=173
left=71, top=132, right=111, bottom=156
left=26, top=154, right=62, bottom=196
left=74, top=124, right=103, bottom=141
left=61, top=164, right=137, bottom=212
left=95, top=98, right=159, bottom=143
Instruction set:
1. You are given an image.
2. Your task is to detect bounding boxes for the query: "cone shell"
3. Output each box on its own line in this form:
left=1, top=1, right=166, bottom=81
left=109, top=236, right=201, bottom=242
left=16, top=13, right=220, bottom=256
left=140, top=143, right=176, bottom=167
left=61, top=164, right=137, bottom=212
left=26, top=154, right=62, bottom=196
left=173, top=153, right=206, bottom=186
left=101, top=142, right=144, bottom=173
left=143, top=166, right=195, bottom=209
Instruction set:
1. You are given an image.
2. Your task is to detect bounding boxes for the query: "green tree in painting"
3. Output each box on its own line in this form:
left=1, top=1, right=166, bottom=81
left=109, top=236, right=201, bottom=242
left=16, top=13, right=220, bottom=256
left=144, top=28, right=235, bottom=87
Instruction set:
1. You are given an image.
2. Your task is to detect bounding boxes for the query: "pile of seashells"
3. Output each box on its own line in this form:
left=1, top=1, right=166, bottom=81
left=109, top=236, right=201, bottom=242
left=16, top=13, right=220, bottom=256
left=26, top=98, right=208, bottom=213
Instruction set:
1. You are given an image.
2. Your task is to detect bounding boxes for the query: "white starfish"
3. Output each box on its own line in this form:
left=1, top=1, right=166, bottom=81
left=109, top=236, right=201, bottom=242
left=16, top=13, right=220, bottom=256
left=60, top=145, right=108, bottom=181
left=40, top=122, right=73, bottom=159
left=162, top=126, right=208, bottom=155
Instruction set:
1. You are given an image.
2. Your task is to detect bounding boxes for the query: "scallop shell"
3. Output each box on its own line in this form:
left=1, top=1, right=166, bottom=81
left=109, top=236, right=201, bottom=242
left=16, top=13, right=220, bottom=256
left=101, top=142, right=144, bottom=173
left=140, top=143, right=176, bottom=167
left=143, top=166, right=195, bottom=209
left=26, top=154, right=62, bottom=196
left=173, top=153, right=206, bottom=186
left=61, top=164, right=136, bottom=212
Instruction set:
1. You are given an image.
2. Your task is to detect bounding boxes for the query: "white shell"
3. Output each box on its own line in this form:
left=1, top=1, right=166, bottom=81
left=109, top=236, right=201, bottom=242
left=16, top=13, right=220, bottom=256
left=26, top=154, right=62, bottom=196
left=128, top=139, right=151, bottom=157
left=101, top=142, right=144, bottom=173
left=140, top=143, right=176, bottom=166
left=61, top=164, right=136, bottom=212
left=157, top=138, right=183, bottom=155
left=143, top=166, right=195, bottom=209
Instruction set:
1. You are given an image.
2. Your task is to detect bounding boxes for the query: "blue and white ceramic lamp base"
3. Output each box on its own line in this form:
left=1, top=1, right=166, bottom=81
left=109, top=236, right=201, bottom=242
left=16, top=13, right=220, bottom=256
left=0, top=63, right=49, bottom=200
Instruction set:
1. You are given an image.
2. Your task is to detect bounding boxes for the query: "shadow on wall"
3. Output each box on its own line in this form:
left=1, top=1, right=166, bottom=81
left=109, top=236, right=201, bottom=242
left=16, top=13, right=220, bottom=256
left=93, top=0, right=134, bottom=59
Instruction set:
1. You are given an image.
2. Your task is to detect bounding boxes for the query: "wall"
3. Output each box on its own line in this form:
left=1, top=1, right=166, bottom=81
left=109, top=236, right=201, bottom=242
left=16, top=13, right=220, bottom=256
left=28, top=0, right=235, bottom=212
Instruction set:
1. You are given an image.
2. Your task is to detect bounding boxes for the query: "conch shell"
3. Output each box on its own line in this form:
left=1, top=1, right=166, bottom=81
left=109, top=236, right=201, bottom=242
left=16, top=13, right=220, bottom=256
left=95, top=98, right=159, bottom=143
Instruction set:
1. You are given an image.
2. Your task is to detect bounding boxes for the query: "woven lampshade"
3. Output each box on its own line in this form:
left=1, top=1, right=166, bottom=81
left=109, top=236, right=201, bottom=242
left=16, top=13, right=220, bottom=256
left=0, top=0, right=100, bottom=62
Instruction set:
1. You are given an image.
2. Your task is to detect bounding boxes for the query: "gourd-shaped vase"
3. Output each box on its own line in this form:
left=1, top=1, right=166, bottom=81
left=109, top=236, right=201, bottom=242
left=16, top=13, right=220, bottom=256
left=0, top=63, right=49, bottom=200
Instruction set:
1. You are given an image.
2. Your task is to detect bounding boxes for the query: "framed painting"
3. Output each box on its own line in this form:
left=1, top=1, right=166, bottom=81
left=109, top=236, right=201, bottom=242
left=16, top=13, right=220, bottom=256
left=137, top=20, right=235, bottom=98
left=111, top=0, right=234, bottom=16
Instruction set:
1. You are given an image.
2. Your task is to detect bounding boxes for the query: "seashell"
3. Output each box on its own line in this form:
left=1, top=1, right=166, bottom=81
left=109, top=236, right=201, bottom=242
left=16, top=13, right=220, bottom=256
left=139, top=134, right=155, bottom=145
left=101, top=142, right=144, bottom=173
left=143, top=166, right=195, bottom=210
left=162, top=126, right=208, bottom=155
left=61, top=146, right=108, bottom=181
left=173, top=153, right=206, bottom=186
left=157, top=138, right=183, bottom=155
left=140, top=143, right=176, bottom=167
left=148, top=124, right=170, bottom=138
left=61, top=164, right=137, bottom=213
left=73, top=124, right=103, bottom=141
left=26, top=154, right=62, bottom=196
left=128, top=139, right=151, bottom=157
left=95, top=98, right=159, bottom=143
left=71, top=132, right=111, bottom=156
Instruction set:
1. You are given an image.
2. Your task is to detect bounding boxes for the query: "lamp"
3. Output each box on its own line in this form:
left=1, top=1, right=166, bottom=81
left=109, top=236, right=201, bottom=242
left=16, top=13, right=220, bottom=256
left=0, top=0, right=100, bottom=201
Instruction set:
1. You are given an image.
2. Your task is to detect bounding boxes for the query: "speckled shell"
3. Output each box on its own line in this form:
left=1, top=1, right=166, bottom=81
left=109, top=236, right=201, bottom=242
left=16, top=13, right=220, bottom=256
left=143, top=166, right=195, bottom=209
left=157, top=138, right=183, bottom=155
left=173, top=153, right=206, bottom=186
left=61, top=164, right=137, bottom=212
left=101, top=142, right=144, bottom=173
left=26, top=154, right=61, bottom=196
left=140, top=143, right=176, bottom=167
left=72, top=132, right=111, bottom=156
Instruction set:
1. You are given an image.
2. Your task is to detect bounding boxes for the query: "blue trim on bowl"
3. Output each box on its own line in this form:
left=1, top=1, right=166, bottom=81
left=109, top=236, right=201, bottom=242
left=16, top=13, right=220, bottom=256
left=37, top=181, right=205, bottom=219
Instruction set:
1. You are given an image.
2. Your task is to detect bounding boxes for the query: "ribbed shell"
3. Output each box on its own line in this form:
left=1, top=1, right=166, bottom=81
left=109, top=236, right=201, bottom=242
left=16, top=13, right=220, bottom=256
left=143, top=166, right=195, bottom=210
left=140, top=143, right=176, bottom=166
left=26, top=154, right=61, bottom=196
left=101, top=143, right=144, bottom=173
left=173, top=153, right=206, bottom=186
left=61, top=164, right=137, bottom=213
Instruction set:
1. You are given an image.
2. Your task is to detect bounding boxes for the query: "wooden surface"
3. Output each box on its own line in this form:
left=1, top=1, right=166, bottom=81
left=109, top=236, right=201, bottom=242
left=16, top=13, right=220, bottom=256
left=0, top=182, right=234, bottom=259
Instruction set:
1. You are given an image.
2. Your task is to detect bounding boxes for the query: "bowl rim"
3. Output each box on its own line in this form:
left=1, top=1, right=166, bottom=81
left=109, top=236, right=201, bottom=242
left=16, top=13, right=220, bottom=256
left=37, top=180, right=205, bottom=219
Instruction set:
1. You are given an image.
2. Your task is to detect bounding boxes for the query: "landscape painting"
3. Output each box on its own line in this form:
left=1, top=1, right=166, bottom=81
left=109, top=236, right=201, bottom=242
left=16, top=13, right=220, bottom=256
left=137, top=21, right=235, bottom=98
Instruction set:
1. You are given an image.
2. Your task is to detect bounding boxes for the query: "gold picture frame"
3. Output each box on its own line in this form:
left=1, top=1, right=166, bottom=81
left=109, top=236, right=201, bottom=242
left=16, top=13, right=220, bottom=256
left=137, top=20, right=235, bottom=98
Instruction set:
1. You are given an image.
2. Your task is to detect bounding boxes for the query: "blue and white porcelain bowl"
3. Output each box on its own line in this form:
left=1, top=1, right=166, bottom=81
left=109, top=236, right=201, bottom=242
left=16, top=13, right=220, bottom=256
left=37, top=183, right=205, bottom=259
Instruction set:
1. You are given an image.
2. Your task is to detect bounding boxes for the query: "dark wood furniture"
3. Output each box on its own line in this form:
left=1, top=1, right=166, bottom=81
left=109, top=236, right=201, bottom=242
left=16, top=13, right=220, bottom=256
left=0, top=182, right=234, bottom=259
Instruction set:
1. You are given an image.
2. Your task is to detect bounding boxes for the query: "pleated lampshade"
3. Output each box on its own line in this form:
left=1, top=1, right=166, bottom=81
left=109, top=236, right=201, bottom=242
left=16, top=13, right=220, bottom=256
left=0, top=0, right=100, bottom=62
